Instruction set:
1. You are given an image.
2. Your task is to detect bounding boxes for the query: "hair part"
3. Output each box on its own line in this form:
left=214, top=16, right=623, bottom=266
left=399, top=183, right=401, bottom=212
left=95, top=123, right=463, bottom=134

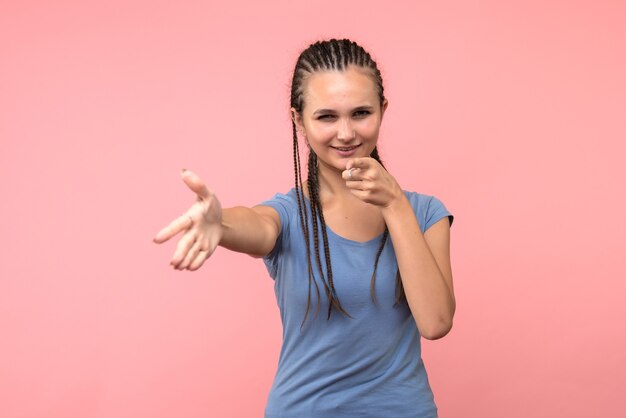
left=291, top=39, right=386, bottom=115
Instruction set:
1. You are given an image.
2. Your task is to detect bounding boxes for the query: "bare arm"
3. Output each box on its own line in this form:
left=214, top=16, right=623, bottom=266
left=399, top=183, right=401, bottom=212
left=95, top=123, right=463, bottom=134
left=153, top=169, right=280, bottom=270
left=220, top=205, right=280, bottom=258
left=380, top=197, right=455, bottom=340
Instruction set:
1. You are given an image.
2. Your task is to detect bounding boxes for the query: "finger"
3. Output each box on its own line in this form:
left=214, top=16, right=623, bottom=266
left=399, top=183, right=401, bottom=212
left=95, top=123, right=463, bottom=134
left=345, top=180, right=366, bottom=190
left=179, top=239, right=203, bottom=270
left=343, top=167, right=366, bottom=181
left=188, top=250, right=211, bottom=271
left=349, top=188, right=371, bottom=202
left=171, top=231, right=197, bottom=268
left=347, top=157, right=371, bottom=170
left=181, top=169, right=213, bottom=200
left=153, top=213, right=193, bottom=243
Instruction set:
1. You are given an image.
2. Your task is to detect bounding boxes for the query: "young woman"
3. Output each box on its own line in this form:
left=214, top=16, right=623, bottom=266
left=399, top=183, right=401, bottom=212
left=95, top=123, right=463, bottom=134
left=154, top=38, right=455, bottom=418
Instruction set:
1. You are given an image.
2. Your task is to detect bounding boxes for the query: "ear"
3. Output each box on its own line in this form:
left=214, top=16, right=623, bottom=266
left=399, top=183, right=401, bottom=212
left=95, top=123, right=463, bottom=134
left=290, top=107, right=306, bottom=136
left=380, top=99, right=389, bottom=121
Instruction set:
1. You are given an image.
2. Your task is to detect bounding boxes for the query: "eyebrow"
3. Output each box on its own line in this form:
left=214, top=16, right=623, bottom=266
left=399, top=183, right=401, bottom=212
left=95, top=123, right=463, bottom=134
left=312, top=106, right=374, bottom=115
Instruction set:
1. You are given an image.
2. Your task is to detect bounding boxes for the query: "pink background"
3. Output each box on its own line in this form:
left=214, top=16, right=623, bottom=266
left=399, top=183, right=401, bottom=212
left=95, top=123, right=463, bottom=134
left=1, top=1, right=625, bottom=417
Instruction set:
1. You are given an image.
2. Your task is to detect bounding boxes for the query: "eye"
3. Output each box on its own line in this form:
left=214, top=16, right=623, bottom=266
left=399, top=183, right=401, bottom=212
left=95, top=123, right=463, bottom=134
left=317, top=114, right=336, bottom=121
left=353, top=110, right=371, bottom=118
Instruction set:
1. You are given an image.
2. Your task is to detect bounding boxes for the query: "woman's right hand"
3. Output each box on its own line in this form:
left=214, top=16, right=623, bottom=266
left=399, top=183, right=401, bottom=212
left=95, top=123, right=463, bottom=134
left=153, top=169, right=223, bottom=271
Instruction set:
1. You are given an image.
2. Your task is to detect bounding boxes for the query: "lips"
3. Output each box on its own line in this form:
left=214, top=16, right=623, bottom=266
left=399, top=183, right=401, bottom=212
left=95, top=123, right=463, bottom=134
left=330, top=143, right=361, bottom=157
left=330, top=144, right=360, bottom=151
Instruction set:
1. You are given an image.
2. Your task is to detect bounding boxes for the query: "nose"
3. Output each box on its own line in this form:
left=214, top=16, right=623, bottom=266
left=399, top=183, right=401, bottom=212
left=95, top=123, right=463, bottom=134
left=337, top=118, right=356, bottom=142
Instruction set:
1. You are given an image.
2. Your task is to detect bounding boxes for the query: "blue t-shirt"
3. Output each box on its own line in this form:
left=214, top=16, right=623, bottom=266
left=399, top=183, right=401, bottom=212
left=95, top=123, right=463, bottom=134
left=260, top=188, right=454, bottom=418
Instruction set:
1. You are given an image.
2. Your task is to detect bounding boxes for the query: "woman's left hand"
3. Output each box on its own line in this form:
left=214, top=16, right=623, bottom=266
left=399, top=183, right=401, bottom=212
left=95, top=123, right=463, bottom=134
left=342, top=157, right=404, bottom=208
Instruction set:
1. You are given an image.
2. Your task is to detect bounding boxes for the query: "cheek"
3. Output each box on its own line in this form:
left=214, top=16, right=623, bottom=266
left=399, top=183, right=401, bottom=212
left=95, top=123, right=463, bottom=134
left=358, top=120, right=381, bottom=137
left=309, top=125, right=335, bottom=141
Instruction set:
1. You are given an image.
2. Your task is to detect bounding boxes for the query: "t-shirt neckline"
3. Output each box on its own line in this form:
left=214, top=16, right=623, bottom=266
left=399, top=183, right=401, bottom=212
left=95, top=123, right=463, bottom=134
left=292, top=188, right=387, bottom=247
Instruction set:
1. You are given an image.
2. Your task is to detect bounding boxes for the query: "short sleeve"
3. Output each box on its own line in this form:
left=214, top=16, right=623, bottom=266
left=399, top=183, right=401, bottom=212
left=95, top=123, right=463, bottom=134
left=257, top=192, right=293, bottom=279
left=424, top=195, right=454, bottom=232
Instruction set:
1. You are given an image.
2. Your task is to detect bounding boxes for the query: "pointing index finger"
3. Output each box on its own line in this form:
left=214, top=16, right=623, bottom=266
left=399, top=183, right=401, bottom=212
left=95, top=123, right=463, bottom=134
left=348, top=158, right=369, bottom=169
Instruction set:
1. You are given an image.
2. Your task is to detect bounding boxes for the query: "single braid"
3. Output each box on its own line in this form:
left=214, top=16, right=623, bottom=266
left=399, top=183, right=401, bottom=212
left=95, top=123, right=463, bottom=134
left=370, top=147, right=408, bottom=306
left=308, top=152, right=353, bottom=320
left=292, top=121, right=322, bottom=329
left=306, top=153, right=333, bottom=300
left=369, top=147, right=388, bottom=306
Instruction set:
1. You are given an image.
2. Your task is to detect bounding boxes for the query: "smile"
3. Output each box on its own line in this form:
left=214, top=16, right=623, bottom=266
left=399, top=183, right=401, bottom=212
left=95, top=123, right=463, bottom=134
left=330, top=144, right=361, bottom=157
left=330, top=144, right=360, bottom=151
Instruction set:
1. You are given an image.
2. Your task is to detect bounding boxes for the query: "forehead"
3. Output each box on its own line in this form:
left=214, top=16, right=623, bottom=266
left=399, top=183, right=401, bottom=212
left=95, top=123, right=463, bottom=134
left=302, top=66, right=378, bottom=112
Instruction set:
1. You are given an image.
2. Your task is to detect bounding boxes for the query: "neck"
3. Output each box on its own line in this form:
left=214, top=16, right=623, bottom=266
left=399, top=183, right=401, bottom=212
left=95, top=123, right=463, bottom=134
left=304, top=159, right=354, bottom=206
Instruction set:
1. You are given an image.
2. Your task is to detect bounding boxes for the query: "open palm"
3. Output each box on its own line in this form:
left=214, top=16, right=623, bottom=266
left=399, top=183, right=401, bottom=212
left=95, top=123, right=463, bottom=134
left=153, top=169, right=223, bottom=271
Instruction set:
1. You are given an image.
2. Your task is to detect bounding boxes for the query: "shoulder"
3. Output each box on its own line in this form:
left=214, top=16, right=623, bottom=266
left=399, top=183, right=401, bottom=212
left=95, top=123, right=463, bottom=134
left=260, top=188, right=298, bottom=207
left=254, top=188, right=300, bottom=233
left=255, top=188, right=298, bottom=207
left=402, top=190, right=434, bottom=212
left=402, top=190, right=454, bottom=232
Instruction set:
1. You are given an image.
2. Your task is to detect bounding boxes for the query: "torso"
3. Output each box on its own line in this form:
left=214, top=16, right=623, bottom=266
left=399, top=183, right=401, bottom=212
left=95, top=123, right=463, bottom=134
left=262, top=187, right=439, bottom=417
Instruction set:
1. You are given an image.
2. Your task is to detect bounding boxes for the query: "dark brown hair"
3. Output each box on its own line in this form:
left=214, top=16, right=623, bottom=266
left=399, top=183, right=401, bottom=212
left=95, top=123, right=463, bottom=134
left=290, top=39, right=406, bottom=328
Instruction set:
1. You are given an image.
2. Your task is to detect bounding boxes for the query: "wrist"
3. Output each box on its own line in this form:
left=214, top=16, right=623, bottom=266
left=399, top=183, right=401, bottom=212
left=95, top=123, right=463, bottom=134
left=380, top=190, right=409, bottom=215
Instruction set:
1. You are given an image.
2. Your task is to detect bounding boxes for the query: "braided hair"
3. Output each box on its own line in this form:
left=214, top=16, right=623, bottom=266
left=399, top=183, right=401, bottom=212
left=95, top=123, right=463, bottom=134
left=290, top=39, right=406, bottom=329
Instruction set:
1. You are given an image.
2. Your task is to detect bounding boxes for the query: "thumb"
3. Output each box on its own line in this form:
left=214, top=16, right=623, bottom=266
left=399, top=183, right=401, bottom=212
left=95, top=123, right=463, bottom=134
left=180, top=169, right=212, bottom=199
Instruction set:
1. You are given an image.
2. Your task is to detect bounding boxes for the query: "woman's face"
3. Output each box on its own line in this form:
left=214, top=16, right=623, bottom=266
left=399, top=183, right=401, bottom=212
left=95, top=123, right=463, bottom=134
left=292, top=66, right=388, bottom=174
